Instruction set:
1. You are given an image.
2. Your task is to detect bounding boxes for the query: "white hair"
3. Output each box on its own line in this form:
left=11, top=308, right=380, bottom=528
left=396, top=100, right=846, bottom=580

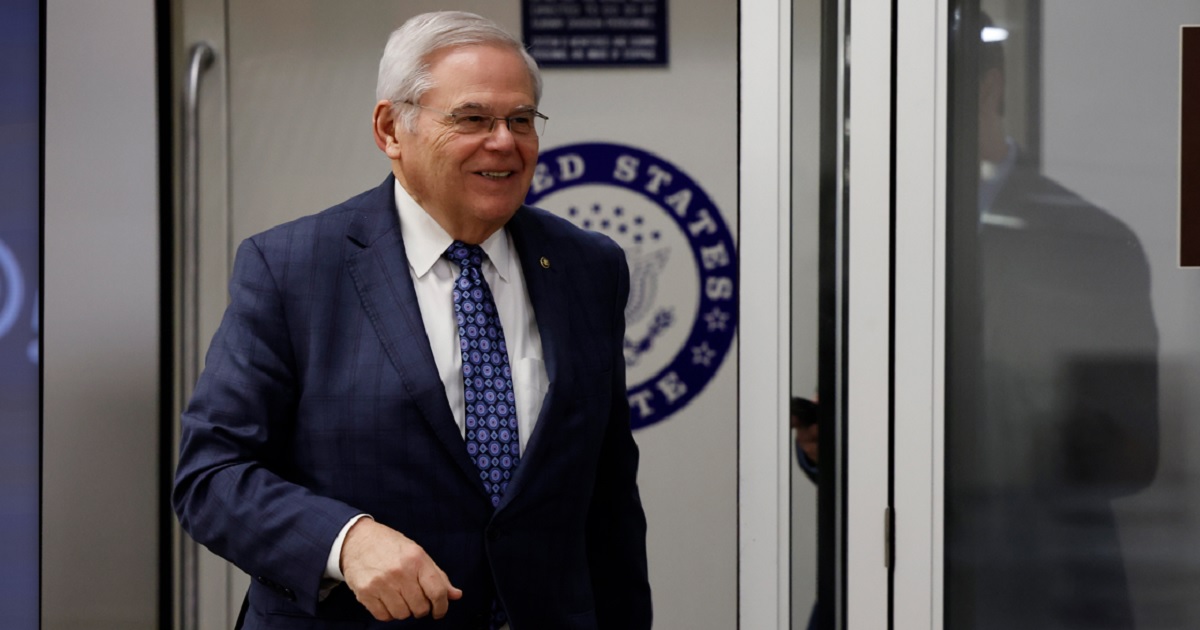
left=376, top=11, right=543, bottom=131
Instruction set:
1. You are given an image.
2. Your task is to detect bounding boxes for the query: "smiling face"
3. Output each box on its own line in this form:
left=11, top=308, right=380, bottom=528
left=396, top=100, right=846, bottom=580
left=376, top=44, right=539, bottom=244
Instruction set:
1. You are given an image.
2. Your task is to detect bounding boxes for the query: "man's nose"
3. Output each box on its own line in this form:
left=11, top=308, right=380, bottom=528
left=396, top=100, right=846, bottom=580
left=483, top=119, right=519, bottom=149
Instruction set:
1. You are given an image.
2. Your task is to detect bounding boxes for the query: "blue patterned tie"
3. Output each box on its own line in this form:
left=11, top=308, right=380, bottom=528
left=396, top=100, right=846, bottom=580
left=444, top=241, right=521, bottom=509
left=444, top=241, right=518, bottom=630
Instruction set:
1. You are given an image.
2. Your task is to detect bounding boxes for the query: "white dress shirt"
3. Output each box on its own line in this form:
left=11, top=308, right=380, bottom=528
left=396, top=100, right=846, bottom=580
left=322, top=181, right=548, bottom=595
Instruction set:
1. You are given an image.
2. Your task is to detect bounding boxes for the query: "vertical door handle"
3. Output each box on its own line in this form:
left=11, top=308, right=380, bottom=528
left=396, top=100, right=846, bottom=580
left=179, top=41, right=214, bottom=630
left=182, top=41, right=213, bottom=399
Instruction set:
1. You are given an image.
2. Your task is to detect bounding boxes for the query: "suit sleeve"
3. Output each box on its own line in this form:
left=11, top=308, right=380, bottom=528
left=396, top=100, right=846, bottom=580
left=586, top=248, right=653, bottom=629
left=172, top=238, right=360, bottom=612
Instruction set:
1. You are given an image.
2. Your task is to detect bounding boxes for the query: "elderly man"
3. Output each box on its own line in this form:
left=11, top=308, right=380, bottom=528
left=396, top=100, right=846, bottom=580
left=174, top=11, right=651, bottom=630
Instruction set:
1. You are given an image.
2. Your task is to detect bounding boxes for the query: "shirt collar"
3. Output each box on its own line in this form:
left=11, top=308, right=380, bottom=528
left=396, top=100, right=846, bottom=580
left=393, top=180, right=513, bottom=282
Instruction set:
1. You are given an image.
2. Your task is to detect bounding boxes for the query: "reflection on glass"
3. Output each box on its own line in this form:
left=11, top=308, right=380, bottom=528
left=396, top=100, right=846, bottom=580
left=946, top=4, right=1159, bottom=629
left=790, top=0, right=825, bottom=627
left=790, top=396, right=820, bottom=629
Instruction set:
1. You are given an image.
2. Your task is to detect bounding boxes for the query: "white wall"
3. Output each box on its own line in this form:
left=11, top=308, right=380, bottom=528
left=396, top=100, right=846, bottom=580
left=544, top=6, right=741, bottom=628
left=43, top=0, right=161, bottom=628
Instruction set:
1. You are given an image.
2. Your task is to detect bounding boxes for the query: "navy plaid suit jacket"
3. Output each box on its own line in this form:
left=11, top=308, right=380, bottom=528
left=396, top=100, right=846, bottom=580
left=173, top=176, right=651, bottom=629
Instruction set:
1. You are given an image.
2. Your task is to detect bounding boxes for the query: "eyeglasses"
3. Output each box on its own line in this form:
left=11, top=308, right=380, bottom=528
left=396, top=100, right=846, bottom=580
left=403, top=102, right=549, bottom=137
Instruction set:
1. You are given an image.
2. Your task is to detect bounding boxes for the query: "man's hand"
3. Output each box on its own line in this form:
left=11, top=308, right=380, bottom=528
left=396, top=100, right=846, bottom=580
left=340, top=518, right=463, bottom=621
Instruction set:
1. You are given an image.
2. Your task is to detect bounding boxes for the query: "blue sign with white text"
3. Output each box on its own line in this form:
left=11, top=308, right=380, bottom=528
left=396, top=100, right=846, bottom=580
left=523, top=0, right=668, bottom=67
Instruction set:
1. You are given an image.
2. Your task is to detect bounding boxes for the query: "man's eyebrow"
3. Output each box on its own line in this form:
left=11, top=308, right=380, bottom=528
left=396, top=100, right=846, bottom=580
left=451, top=102, right=537, bottom=113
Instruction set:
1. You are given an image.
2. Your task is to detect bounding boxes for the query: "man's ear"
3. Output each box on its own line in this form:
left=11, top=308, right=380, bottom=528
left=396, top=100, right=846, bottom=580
left=372, top=100, right=403, bottom=158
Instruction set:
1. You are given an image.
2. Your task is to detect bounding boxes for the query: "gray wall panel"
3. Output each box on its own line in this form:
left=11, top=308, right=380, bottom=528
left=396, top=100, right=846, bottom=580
left=44, top=0, right=160, bottom=627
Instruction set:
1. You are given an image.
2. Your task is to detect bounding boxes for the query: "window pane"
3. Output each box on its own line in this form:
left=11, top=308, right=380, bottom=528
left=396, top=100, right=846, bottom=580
left=946, top=2, right=1200, bottom=628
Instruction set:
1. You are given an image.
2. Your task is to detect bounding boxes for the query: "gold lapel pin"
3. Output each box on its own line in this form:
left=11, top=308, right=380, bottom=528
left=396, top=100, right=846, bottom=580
left=539, top=256, right=550, bottom=269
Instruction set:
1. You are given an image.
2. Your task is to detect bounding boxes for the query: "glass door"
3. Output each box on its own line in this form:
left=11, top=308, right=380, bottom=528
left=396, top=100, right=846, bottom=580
left=894, top=1, right=1200, bottom=627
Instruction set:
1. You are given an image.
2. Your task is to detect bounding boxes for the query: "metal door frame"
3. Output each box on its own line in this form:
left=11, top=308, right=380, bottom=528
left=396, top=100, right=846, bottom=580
left=891, top=0, right=949, bottom=627
left=739, top=0, right=916, bottom=627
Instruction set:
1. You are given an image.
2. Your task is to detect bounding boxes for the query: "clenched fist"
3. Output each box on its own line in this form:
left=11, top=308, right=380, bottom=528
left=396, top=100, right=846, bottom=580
left=340, top=518, right=464, bottom=621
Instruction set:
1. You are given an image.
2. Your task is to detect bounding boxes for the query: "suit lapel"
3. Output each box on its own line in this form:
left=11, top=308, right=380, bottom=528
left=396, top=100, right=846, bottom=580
left=344, top=192, right=578, bottom=508
left=345, top=177, right=486, bottom=497
left=499, top=208, right=573, bottom=508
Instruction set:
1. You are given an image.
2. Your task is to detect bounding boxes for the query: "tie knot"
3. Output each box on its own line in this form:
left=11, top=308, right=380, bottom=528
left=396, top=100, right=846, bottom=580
left=444, top=240, right=485, bottom=271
